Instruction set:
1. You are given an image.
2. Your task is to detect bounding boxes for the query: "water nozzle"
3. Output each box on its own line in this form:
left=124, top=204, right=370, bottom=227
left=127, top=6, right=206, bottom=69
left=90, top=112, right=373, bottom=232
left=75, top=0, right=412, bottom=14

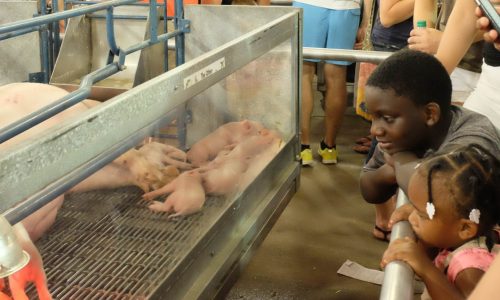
left=0, top=216, right=30, bottom=278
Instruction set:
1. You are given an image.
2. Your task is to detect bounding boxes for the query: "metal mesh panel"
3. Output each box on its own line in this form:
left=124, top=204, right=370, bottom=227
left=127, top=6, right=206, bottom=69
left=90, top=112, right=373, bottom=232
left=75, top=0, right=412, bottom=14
left=27, top=187, right=229, bottom=299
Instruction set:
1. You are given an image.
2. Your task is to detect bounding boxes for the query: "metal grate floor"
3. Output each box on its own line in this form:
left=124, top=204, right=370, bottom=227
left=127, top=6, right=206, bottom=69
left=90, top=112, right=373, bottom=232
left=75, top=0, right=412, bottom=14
left=27, top=187, right=229, bottom=299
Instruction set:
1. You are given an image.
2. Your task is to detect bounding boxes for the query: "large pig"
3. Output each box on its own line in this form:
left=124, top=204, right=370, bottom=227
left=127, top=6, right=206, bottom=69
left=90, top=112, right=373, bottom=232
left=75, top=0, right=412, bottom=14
left=0, top=82, right=178, bottom=299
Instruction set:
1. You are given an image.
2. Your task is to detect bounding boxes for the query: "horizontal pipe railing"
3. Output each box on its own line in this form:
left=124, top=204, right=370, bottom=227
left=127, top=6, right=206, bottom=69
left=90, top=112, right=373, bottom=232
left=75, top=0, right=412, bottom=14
left=303, top=48, right=391, bottom=64
left=0, top=0, right=138, bottom=36
left=379, top=190, right=416, bottom=300
left=0, top=64, right=120, bottom=144
left=0, top=25, right=45, bottom=41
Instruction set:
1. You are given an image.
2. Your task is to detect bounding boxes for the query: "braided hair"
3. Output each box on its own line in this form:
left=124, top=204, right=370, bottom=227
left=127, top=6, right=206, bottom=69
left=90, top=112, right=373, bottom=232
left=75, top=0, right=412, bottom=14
left=423, top=144, right=500, bottom=245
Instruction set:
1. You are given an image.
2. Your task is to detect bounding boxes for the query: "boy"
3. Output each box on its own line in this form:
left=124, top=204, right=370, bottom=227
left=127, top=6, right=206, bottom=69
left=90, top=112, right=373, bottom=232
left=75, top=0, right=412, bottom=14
left=359, top=49, right=500, bottom=241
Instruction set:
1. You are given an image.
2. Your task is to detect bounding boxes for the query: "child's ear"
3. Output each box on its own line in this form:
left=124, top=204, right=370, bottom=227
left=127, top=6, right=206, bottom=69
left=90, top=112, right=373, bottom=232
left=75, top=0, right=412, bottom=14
left=423, top=102, right=441, bottom=126
left=458, top=219, right=479, bottom=240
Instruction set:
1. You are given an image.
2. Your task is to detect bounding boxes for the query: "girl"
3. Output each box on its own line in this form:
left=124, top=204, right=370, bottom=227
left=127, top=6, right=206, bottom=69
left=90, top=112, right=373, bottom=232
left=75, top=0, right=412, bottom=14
left=381, top=144, right=500, bottom=299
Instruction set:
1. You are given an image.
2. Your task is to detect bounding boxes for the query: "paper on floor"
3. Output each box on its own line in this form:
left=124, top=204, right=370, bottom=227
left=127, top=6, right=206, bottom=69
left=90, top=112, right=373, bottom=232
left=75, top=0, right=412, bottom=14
left=337, top=259, right=424, bottom=294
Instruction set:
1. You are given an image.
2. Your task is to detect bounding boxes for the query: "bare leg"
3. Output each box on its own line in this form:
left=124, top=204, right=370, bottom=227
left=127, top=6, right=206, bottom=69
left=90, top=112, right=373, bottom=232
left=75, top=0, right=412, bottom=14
left=300, top=62, right=316, bottom=146
left=373, top=196, right=396, bottom=240
left=323, top=63, right=347, bottom=147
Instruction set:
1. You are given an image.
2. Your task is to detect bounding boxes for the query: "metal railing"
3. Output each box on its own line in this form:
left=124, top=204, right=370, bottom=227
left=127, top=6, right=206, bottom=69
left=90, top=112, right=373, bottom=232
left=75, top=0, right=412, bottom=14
left=379, top=190, right=416, bottom=300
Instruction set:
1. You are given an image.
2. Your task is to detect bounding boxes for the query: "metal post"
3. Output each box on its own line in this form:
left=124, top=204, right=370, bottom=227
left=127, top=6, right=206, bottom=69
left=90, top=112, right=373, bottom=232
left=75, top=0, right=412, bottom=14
left=379, top=190, right=416, bottom=300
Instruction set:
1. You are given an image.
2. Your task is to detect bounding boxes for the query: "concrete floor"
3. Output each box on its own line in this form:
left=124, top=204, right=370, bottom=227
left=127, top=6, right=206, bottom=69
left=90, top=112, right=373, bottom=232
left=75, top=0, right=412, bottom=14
left=226, top=93, right=390, bottom=299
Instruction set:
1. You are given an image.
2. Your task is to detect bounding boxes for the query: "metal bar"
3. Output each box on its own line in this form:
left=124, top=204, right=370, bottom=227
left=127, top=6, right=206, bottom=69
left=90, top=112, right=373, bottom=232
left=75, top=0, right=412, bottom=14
left=163, top=2, right=169, bottom=72
left=0, top=64, right=120, bottom=144
left=126, top=29, right=181, bottom=54
left=149, top=0, right=158, bottom=43
left=379, top=189, right=416, bottom=300
left=106, top=7, right=120, bottom=56
left=303, top=48, right=391, bottom=64
left=52, top=0, right=61, bottom=59
left=118, top=29, right=182, bottom=65
left=0, top=25, right=43, bottom=41
left=66, top=0, right=160, bottom=6
left=87, top=14, right=148, bottom=20
left=174, top=0, right=185, bottom=66
left=39, top=0, right=50, bottom=83
left=0, top=0, right=137, bottom=35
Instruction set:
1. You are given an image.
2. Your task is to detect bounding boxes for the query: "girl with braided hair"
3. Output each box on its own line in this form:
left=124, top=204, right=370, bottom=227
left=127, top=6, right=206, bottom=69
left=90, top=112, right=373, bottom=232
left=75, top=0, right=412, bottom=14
left=381, top=144, right=500, bottom=299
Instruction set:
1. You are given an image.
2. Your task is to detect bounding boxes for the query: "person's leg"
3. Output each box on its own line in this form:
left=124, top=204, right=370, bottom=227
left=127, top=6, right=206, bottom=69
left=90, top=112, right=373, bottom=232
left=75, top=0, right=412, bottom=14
left=323, top=63, right=347, bottom=149
left=373, top=196, right=396, bottom=241
left=300, top=62, right=316, bottom=147
left=293, top=2, right=328, bottom=165
left=317, top=7, right=360, bottom=164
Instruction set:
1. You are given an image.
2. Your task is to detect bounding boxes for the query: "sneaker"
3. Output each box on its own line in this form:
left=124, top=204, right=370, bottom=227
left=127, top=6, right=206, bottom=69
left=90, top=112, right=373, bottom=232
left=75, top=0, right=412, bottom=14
left=318, top=146, right=338, bottom=164
left=300, top=148, right=313, bottom=166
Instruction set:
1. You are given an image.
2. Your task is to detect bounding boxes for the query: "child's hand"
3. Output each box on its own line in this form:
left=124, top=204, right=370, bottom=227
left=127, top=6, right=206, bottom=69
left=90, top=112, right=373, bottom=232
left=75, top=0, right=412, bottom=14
left=388, top=203, right=414, bottom=229
left=381, top=237, right=434, bottom=276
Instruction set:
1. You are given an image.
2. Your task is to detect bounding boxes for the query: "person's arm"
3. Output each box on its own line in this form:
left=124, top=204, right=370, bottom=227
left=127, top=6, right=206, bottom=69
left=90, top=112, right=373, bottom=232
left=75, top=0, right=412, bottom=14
left=435, top=0, right=479, bottom=74
left=381, top=237, right=464, bottom=300
left=379, top=0, right=415, bottom=27
left=455, top=268, right=486, bottom=298
left=468, top=255, right=500, bottom=299
left=413, top=0, right=437, bottom=27
left=360, top=164, right=398, bottom=204
left=391, top=151, right=420, bottom=195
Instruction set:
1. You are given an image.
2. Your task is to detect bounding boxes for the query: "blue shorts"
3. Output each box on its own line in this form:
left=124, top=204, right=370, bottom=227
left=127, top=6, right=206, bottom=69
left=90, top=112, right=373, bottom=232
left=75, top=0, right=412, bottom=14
left=293, top=2, right=360, bottom=65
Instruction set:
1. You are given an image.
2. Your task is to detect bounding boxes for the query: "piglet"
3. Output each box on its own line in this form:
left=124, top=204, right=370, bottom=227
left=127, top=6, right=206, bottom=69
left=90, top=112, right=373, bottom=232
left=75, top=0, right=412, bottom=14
left=142, top=170, right=206, bottom=218
left=137, top=142, right=192, bottom=170
left=186, top=120, right=263, bottom=166
left=199, top=156, right=251, bottom=196
left=222, top=128, right=277, bottom=160
left=114, top=148, right=166, bottom=192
